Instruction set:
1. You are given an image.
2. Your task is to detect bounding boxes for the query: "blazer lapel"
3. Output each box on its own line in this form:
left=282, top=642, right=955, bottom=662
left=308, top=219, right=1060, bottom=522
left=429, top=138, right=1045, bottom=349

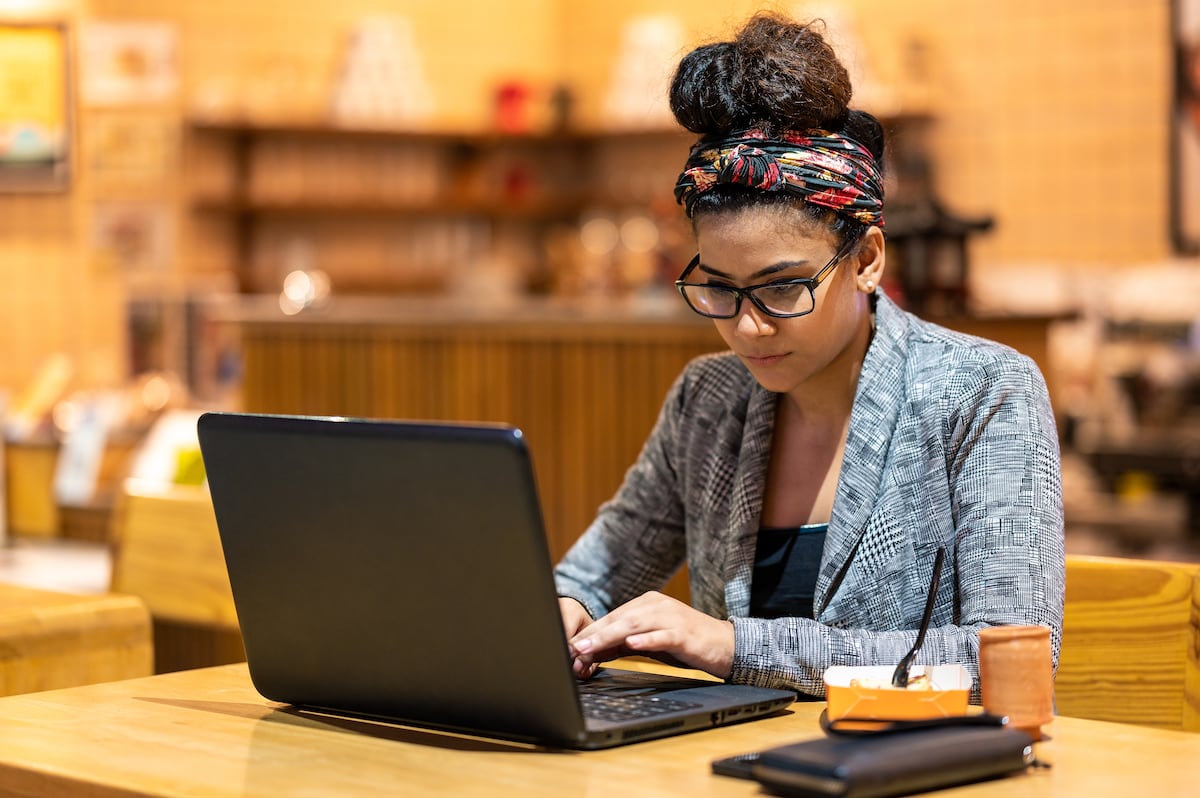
left=722, top=384, right=776, bottom=617
left=815, top=295, right=912, bottom=620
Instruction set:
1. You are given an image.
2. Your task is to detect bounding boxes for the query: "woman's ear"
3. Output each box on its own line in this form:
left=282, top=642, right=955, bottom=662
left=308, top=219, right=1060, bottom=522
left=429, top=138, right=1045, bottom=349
left=854, top=226, right=886, bottom=293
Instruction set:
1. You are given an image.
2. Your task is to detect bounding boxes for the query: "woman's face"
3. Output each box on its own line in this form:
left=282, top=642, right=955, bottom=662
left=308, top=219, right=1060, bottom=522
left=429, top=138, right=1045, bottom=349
left=692, top=206, right=876, bottom=396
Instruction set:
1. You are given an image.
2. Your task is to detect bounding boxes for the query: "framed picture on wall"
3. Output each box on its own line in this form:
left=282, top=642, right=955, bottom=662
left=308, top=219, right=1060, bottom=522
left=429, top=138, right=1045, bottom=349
left=0, top=22, right=72, bottom=192
left=1173, top=0, right=1200, bottom=254
left=79, top=21, right=177, bottom=107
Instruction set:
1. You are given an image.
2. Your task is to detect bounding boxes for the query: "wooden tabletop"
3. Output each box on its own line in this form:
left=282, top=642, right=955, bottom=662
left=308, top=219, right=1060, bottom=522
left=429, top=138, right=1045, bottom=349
left=0, top=662, right=1196, bottom=797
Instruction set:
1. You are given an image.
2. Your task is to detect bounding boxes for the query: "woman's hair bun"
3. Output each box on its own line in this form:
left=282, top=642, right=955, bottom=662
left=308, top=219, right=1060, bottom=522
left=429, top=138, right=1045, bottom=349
left=669, top=13, right=852, bottom=138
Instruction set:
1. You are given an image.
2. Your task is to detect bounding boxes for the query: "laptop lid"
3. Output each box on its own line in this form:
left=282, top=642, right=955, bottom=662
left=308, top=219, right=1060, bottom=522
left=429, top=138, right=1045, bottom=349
left=197, top=412, right=794, bottom=749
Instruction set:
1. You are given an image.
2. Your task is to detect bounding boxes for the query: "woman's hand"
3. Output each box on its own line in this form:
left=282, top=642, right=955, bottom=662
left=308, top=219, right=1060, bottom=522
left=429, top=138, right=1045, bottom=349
left=559, top=596, right=593, bottom=641
left=566, top=591, right=735, bottom=680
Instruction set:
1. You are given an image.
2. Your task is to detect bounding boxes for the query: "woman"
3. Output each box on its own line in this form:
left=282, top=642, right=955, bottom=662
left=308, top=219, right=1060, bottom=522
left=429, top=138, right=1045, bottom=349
left=555, top=13, right=1064, bottom=699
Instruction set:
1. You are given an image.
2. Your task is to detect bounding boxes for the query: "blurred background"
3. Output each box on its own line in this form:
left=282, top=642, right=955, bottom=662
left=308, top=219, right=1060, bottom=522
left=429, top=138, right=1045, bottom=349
left=1, top=0, right=1199, bottom=600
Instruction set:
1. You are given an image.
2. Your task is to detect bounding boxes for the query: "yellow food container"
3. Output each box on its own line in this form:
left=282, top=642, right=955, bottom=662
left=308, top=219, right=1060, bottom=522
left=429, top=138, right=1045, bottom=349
left=824, top=664, right=972, bottom=721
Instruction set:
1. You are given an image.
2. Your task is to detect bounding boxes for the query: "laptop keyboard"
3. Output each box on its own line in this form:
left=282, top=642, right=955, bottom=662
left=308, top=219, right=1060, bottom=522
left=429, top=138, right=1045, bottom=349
left=578, top=691, right=704, bottom=722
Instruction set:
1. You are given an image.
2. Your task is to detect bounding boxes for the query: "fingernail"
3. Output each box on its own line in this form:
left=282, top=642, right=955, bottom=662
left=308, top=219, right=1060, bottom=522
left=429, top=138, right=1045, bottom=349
left=574, top=638, right=593, bottom=654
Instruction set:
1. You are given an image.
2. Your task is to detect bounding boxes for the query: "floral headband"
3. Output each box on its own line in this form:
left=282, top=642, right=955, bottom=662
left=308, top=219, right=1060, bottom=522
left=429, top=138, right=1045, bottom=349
left=673, top=127, right=885, bottom=228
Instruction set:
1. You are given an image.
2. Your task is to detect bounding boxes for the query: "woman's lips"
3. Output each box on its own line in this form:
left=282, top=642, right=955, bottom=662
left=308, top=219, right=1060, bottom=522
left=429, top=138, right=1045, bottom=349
left=742, top=352, right=789, bottom=366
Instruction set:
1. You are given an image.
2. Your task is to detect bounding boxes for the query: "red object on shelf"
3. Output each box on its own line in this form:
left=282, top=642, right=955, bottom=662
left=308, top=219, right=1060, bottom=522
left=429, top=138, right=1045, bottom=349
left=495, top=81, right=531, bottom=133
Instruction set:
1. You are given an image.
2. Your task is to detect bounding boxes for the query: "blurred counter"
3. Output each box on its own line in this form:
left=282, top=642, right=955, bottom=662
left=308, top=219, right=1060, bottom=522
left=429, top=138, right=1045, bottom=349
left=215, top=290, right=713, bottom=327
left=214, top=293, right=724, bottom=570
left=210, top=294, right=1062, bottom=563
left=214, top=293, right=1061, bottom=377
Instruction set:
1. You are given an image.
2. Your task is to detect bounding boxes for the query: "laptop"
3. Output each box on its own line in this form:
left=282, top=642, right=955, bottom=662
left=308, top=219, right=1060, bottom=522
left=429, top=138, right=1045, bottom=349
left=196, top=411, right=795, bottom=749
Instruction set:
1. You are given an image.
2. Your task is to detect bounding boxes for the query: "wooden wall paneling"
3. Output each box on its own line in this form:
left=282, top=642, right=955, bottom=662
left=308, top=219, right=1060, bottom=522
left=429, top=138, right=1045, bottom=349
left=453, top=332, right=489, bottom=422
left=337, top=327, right=370, bottom=418
left=236, top=317, right=726, bottom=576
left=555, top=333, right=591, bottom=561
left=271, top=329, right=300, bottom=412
left=523, top=338, right=566, bottom=556
left=382, top=333, right=415, bottom=417
left=368, top=332, right=397, bottom=418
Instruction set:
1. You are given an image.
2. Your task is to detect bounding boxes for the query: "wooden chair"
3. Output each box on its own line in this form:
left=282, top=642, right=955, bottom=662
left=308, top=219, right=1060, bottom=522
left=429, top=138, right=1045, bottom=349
left=1056, top=553, right=1200, bottom=732
left=0, top=583, right=153, bottom=695
left=109, top=481, right=244, bottom=673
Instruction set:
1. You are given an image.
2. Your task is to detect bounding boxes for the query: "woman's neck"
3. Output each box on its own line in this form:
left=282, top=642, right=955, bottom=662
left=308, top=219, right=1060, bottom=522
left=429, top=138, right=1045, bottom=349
left=780, top=309, right=873, bottom=424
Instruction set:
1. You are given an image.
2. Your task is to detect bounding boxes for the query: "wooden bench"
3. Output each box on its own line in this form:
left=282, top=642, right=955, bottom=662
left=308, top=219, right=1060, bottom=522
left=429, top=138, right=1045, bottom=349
left=1056, top=553, right=1200, bottom=731
left=109, top=481, right=244, bottom=673
left=0, top=582, right=152, bottom=695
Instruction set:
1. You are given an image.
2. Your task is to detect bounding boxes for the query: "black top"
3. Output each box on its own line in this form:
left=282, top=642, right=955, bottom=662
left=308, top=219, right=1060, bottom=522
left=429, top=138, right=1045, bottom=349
left=750, top=523, right=829, bottom=620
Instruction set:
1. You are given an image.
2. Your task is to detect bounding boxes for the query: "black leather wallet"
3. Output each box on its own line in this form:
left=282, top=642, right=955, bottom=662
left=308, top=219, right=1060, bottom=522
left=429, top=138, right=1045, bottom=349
left=717, top=724, right=1036, bottom=798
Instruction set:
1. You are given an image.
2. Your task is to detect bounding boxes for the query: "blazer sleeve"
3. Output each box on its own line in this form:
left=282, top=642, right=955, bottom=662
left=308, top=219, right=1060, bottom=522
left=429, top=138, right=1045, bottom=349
left=728, top=351, right=1065, bottom=699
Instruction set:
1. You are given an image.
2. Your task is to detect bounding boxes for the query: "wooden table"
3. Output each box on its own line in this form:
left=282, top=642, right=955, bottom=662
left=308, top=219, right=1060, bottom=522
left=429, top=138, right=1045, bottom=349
left=0, top=662, right=1196, bottom=797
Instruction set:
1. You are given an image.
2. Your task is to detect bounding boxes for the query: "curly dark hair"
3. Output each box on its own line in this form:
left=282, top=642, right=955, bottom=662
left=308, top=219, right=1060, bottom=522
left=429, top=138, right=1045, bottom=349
left=669, top=12, right=884, bottom=243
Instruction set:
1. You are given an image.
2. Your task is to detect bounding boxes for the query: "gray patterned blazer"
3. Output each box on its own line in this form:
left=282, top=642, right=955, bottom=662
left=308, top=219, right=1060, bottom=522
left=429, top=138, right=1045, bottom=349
left=554, top=291, right=1065, bottom=699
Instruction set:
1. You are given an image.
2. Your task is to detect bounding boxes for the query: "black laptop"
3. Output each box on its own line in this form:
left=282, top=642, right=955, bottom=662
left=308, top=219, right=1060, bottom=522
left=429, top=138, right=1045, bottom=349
left=196, top=412, right=795, bottom=749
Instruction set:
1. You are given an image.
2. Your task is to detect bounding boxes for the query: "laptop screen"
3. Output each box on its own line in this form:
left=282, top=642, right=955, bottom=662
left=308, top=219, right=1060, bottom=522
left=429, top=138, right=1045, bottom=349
left=198, top=412, right=589, bottom=743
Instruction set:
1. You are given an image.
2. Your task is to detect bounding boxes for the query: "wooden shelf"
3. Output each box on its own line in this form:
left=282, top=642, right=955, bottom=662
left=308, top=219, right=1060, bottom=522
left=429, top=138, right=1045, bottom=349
left=185, top=119, right=694, bottom=294
left=191, top=194, right=592, bottom=220
left=187, top=117, right=692, bottom=146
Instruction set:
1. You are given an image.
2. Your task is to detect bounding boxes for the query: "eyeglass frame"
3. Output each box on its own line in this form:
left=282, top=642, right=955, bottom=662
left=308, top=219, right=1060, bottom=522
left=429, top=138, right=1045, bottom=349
left=674, top=233, right=863, bottom=320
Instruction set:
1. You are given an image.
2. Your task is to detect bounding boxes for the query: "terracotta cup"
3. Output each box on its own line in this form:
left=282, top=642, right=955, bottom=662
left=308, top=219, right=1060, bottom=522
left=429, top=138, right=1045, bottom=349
left=977, top=624, right=1054, bottom=740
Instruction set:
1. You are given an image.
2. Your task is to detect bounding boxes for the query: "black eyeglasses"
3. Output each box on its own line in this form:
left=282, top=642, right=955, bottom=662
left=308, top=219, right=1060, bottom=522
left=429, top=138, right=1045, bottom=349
left=675, top=235, right=860, bottom=320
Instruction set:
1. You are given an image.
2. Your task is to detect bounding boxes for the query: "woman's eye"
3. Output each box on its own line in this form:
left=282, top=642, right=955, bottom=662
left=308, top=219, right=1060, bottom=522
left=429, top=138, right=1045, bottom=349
left=759, top=283, right=805, bottom=299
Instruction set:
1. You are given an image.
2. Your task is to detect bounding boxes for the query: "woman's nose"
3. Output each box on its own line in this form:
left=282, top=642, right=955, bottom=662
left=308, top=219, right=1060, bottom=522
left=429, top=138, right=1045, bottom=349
left=736, top=305, right=775, bottom=337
